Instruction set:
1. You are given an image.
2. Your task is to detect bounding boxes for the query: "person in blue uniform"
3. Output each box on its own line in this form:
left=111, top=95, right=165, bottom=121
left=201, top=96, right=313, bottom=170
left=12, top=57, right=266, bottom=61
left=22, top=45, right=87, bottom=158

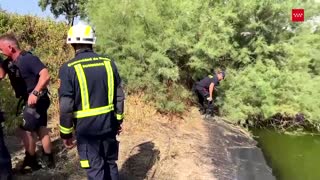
left=58, top=22, right=125, bottom=180
left=0, top=34, right=54, bottom=171
left=194, top=70, right=225, bottom=114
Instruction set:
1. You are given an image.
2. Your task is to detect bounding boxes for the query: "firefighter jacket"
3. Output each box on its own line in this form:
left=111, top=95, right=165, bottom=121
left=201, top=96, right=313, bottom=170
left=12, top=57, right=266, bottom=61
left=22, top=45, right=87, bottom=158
left=58, top=49, right=125, bottom=139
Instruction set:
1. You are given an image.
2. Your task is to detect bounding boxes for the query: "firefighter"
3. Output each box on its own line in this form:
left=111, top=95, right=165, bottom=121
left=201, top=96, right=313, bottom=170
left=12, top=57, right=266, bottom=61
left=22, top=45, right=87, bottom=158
left=193, top=70, right=225, bottom=115
left=0, top=34, right=54, bottom=171
left=58, top=22, right=125, bottom=180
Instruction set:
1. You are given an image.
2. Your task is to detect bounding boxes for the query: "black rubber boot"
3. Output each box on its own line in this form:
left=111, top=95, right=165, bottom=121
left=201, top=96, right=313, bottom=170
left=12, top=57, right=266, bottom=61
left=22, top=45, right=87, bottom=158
left=21, top=151, right=41, bottom=171
left=42, top=152, right=55, bottom=169
left=199, top=107, right=206, bottom=115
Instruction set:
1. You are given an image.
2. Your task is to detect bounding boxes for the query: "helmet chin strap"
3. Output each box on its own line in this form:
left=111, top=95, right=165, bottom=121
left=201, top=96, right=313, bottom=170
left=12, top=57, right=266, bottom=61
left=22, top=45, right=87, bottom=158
left=75, top=48, right=83, bottom=53
left=75, top=47, right=91, bottom=54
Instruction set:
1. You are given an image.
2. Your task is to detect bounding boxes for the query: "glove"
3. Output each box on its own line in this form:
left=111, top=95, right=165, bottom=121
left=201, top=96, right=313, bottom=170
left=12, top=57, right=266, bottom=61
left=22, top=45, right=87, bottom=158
left=63, top=138, right=76, bottom=149
left=207, top=97, right=213, bottom=101
left=117, top=124, right=123, bottom=135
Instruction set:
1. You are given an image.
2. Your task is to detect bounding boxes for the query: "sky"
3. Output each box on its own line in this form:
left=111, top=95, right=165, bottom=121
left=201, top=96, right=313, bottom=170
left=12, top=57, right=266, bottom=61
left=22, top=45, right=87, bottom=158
left=0, top=0, right=65, bottom=22
left=1, top=0, right=319, bottom=24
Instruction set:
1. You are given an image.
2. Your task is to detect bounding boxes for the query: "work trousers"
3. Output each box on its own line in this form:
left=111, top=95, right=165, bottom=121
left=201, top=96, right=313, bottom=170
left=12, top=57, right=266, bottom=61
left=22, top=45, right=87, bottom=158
left=192, top=84, right=214, bottom=115
left=77, top=136, right=119, bottom=180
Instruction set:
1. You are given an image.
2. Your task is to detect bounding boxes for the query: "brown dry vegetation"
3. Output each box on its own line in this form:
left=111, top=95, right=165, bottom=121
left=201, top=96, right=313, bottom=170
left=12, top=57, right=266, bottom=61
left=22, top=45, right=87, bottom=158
left=117, top=94, right=217, bottom=180
left=8, top=94, right=221, bottom=180
left=6, top=82, right=258, bottom=180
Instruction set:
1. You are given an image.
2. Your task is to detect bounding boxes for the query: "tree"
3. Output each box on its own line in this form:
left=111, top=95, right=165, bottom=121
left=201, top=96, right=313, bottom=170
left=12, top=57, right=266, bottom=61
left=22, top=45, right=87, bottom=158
left=85, top=0, right=320, bottom=122
left=38, top=0, right=87, bottom=25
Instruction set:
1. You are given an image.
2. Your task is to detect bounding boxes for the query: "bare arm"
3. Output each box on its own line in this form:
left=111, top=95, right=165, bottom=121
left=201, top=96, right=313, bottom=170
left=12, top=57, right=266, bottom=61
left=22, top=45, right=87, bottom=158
left=33, top=68, right=50, bottom=92
left=209, top=83, right=214, bottom=99
left=0, top=66, right=6, bottom=80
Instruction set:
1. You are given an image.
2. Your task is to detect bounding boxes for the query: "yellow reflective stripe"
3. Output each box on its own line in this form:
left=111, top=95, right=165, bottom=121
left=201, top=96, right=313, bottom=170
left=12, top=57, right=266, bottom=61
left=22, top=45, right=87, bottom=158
left=75, top=64, right=90, bottom=110
left=84, top=26, right=91, bottom=37
left=116, top=114, right=124, bottom=120
left=80, top=160, right=90, bottom=168
left=68, top=27, right=73, bottom=37
left=59, top=125, right=73, bottom=134
left=82, top=63, right=105, bottom=68
left=208, top=75, right=214, bottom=78
left=74, top=104, right=114, bottom=118
left=104, top=61, right=114, bottom=104
left=68, top=57, right=111, bottom=67
left=68, top=58, right=97, bottom=66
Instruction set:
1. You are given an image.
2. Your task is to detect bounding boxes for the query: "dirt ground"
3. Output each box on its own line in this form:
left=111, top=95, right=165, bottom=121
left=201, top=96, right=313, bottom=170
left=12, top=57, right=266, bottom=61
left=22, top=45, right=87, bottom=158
left=4, top=95, right=259, bottom=180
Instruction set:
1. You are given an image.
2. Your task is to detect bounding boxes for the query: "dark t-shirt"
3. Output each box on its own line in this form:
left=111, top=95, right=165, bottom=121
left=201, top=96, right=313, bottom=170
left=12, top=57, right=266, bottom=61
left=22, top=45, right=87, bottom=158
left=1, top=51, right=46, bottom=97
left=197, top=75, right=219, bottom=90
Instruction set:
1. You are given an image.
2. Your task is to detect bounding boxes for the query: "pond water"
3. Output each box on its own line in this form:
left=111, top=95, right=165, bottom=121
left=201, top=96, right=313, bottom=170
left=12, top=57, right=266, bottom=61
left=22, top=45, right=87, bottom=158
left=254, top=129, right=320, bottom=180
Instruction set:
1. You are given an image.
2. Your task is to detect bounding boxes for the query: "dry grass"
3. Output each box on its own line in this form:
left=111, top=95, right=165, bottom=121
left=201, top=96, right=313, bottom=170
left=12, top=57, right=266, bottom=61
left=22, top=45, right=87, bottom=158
left=47, top=83, right=61, bottom=139
left=116, top=95, right=216, bottom=180
left=123, top=93, right=159, bottom=133
left=41, top=93, right=217, bottom=180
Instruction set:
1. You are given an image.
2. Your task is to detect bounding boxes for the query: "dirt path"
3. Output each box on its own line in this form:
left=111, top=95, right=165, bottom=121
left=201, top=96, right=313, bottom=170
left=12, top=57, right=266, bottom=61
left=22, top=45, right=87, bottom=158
left=116, top=107, right=217, bottom=180
left=4, top=96, right=273, bottom=180
left=5, top=107, right=217, bottom=180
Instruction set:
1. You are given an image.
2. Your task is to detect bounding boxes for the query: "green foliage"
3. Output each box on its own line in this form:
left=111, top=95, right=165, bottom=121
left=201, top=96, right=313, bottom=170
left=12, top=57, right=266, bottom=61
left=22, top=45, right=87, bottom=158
left=86, top=0, right=199, bottom=112
left=0, top=12, right=72, bottom=132
left=220, top=61, right=320, bottom=122
left=38, top=0, right=87, bottom=25
left=86, top=0, right=320, bottom=124
left=0, top=79, right=20, bottom=134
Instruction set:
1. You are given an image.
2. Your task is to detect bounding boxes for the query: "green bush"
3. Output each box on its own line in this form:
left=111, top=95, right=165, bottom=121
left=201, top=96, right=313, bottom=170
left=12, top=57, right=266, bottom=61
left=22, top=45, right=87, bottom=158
left=0, top=11, right=72, bottom=133
left=1, top=0, right=320, bottom=130
left=85, top=0, right=320, bottom=124
left=220, top=61, right=320, bottom=123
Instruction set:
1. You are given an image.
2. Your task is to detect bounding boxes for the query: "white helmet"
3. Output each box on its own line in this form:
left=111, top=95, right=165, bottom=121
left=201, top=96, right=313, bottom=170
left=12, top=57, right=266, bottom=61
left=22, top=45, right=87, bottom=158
left=67, top=21, right=96, bottom=44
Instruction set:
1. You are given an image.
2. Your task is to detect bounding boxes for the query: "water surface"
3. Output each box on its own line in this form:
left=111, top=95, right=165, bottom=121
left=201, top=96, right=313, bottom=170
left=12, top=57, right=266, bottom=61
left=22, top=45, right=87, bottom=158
left=254, top=129, right=320, bottom=180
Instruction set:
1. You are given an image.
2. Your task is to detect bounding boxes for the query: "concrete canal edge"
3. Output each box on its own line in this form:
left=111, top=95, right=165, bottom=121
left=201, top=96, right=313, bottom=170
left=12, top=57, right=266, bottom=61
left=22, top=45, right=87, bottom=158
left=205, top=117, right=276, bottom=180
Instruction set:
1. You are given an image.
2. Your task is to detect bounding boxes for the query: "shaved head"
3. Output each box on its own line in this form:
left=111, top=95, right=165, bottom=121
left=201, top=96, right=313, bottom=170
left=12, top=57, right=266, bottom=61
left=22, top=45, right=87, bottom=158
left=0, top=33, right=21, bottom=60
left=0, top=34, right=20, bottom=49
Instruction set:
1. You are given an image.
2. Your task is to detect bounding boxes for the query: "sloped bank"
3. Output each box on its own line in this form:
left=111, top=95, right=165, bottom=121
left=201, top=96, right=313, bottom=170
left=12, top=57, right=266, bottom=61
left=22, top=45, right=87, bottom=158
left=206, top=117, right=276, bottom=180
left=215, top=112, right=320, bottom=180
left=4, top=95, right=276, bottom=180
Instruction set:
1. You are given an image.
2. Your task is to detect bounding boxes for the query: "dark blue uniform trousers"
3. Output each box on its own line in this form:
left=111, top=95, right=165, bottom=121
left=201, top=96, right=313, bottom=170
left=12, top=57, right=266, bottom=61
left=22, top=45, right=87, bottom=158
left=77, top=137, right=119, bottom=180
left=193, top=84, right=213, bottom=110
left=0, top=126, right=12, bottom=180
